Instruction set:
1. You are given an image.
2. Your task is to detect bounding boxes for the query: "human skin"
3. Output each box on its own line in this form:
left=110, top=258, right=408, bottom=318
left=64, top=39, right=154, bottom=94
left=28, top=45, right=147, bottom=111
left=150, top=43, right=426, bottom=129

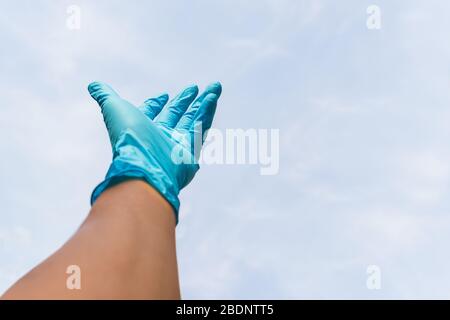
left=1, top=179, right=180, bottom=299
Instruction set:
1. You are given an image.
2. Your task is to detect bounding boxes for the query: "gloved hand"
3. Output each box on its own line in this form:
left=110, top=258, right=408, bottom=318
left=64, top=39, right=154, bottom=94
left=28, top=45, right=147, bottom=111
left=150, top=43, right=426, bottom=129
left=88, top=81, right=222, bottom=223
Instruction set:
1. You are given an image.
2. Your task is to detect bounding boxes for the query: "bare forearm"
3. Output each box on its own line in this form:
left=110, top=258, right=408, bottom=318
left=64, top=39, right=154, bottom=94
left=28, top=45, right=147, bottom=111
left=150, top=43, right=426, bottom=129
left=1, top=180, right=180, bottom=299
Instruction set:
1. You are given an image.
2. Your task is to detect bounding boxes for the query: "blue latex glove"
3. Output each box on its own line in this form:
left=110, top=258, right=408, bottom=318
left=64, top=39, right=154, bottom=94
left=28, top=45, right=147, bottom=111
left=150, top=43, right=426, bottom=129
left=88, top=81, right=222, bottom=223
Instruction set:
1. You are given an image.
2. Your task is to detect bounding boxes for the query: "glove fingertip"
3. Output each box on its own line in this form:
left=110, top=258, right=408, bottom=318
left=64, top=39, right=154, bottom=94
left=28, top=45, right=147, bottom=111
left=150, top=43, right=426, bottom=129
left=185, top=84, right=199, bottom=97
left=206, top=82, right=222, bottom=97
left=158, top=93, right=169, bottom=104
left=87, top=81, right=102, bottom=95
left=87, top=81, right=119, bottom=107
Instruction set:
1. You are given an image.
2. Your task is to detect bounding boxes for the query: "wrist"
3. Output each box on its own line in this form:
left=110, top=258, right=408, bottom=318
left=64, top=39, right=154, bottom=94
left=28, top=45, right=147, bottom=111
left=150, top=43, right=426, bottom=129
left=91, top=147, right=181, bottom=223
left=90, top=179, right=176, bottom=228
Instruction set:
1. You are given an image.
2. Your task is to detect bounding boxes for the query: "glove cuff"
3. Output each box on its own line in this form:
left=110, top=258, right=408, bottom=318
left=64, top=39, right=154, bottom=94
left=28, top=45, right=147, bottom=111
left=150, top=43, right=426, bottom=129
left=91, top=136, right=181, bottom=224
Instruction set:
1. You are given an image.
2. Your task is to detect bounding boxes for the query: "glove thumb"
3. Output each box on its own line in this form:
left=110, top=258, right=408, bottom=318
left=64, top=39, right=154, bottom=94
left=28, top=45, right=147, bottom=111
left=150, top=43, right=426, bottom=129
left=88, top=81, right=120, bottom=109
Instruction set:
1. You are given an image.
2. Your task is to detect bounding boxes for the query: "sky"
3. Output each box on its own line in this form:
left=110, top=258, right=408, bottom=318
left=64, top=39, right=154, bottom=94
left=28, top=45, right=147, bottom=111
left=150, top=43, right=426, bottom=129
left=1, top=0, right=450, bottom=299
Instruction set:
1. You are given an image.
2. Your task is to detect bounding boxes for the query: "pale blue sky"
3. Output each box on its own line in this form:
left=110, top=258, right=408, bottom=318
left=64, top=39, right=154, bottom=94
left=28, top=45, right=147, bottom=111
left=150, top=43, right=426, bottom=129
left=1, top=0, right=450, bottom=298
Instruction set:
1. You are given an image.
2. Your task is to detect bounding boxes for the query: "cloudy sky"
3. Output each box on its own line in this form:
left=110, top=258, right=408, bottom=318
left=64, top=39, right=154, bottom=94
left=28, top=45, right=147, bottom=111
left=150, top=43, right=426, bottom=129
left=1, top=0, right=450, bottom=298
